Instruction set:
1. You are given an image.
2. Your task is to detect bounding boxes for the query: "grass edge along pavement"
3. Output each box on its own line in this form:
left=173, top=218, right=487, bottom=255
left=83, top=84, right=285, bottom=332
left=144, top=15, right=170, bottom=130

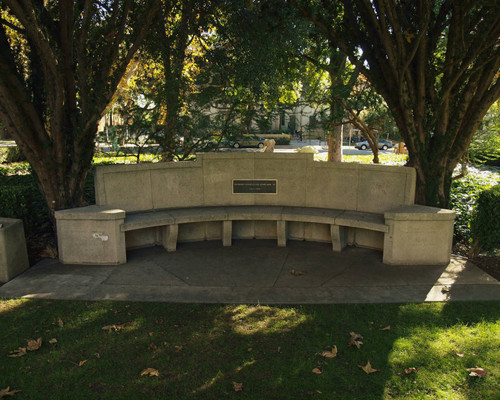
left=1, top=299, right=499, bottom=400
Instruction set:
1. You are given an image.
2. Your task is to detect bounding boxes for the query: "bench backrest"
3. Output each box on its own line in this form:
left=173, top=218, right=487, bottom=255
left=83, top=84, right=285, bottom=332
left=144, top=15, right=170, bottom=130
left=94, top=153, right=416, bottom=214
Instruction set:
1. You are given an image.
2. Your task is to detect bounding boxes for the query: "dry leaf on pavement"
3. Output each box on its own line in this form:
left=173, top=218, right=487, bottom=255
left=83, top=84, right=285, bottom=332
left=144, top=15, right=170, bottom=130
left=467, top=367, right=488, bottom=378
left=348, top=332, right=363, bottom=349
left=359, top=361, right=380, bottom=374
left=321, top=346, right=338, bottom=358
left=141, top=368, right=159, bottom=377
left=40, top=245, right=58, bottom=259
left=291, top=269, right=305, bottom=276
left=0, top=387, right=22, bottom=397
left=233, top=382, right=243, bottom=392
left=27, top=338, right=42, bottom=351
left=7, top=348, right=27, bottom=358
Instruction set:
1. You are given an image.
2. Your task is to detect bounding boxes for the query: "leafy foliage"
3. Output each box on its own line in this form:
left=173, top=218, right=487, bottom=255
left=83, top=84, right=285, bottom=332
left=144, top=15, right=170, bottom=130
left=468, top=101, right=500, bottom=166
left=337, top=0, right=500, bottom=207
left=0, top=175, right=50, bottom=234
left=449, top=169, right=500, bottom=251
left=470, top=184, right=500, bottom=255
left=0, top=146, right=25, bottom=163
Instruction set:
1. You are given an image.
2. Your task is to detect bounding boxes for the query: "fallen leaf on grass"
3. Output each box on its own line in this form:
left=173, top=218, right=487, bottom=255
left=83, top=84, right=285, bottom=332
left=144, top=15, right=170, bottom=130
left=291, top=269, right=305, bottom=276
left=141, top=368, right=159, bottom=377
left=321, top=346, right=338, bottom=358
left=175, top=345, right=183, bottom=352
left=27, top=338, right=42, bottom=351
left=233, top=382, right=243, bottom=392
left=404, top=368, right=419, bottom=375
left=0, top=387, right=22, bottom=397
left=455, top=352, right=465, bottom=357
left=379, top=326, right=391, bottom=331
left=467, top=368, right=488, bottom=378
left=8, top=348, right=27, bottom=358
left=150, top=343, right=158, bottom=350
left=359, top=361, right=380, bottom=374
left=49, top=338, right=58, bottom=344
left=348, top=332, right=363, bottom=349
left=102, top=322, right=131, bottom=333
left=312, top=367, right=323, bottom=375
left=78, top=360, right=87, bottom=367
left=54, top=318, right=64, bottom=327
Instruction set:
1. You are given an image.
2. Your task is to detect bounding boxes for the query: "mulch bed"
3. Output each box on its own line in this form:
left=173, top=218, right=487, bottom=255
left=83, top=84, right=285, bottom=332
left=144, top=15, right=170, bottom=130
left=470, top=255, right=500, bottom=282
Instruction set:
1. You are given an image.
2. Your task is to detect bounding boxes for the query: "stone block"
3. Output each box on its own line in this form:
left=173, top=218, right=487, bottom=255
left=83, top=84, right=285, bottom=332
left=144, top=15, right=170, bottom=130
left=306, top=162, right=359, bottom=209
left=335, top=210, right=388, bottom=232
left=0, top=218, right=29, bottom=283
left=96, top=165, right=153, bottom=212
left=55, top=206, right=126, bottom=265
left=162, top=224, right=178, bottom=252
left=383, top=205, right=455, bottom=265
left=357, top=165, right=416, bottom=213
left=150, top=162, right=204, bottom=209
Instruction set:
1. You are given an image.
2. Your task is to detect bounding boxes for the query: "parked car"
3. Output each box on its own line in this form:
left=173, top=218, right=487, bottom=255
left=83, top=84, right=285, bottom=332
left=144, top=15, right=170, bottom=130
left=355, top=139, right=393, bottom=151
left=347, top=136, right=366, bottom=144
left=230, top=135, right=266, bottom=149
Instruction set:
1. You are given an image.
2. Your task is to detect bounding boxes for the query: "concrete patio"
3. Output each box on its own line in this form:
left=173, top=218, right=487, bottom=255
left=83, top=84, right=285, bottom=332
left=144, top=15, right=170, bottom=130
left=1, top=240, right=499, bottom=304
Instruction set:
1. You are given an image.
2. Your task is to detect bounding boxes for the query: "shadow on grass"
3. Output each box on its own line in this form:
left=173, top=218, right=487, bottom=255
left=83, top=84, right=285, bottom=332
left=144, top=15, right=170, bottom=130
left=0, top=300, right=498, bottom=399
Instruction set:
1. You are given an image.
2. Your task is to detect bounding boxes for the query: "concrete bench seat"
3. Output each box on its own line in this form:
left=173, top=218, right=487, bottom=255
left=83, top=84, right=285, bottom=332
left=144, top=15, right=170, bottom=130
left=68, top=205, right=392, bottom=257
left=55, top=153, right=456, bottom=266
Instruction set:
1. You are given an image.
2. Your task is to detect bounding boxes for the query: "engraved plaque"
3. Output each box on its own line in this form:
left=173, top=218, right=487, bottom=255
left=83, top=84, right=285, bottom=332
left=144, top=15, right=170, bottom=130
left=232, top=179, right=277, bottom=194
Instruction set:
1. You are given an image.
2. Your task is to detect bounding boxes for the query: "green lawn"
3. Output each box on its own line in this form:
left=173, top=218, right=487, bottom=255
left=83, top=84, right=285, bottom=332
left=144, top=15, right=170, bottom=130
left=1, top=300, right=498, bottom=399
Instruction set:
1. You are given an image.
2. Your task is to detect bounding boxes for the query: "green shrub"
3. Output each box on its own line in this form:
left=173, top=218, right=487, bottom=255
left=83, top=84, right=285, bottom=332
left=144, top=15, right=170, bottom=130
left=470, top=184, right=500, bottom=255
left=0, top=174, right=96, bottom=238
left=0, top=175, right=51, bottom=234
left=0, top=145, right=26, bottom=163
left=0, top=162, right=31, bottom=176
left=468, top=131, right=500, bottom=166
left=449, top=169, right=499, bottom=248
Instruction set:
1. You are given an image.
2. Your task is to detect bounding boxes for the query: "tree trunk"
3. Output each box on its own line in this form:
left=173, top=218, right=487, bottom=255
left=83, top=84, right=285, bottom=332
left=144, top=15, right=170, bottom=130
left=0, top=0, right=160, bottom=222
left=338, top=0, right=500, bottom=207
left=327, top=123, right=343, bottom=162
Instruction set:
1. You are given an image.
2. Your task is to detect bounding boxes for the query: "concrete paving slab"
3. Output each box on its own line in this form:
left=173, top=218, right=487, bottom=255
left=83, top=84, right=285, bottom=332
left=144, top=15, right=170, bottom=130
left=0, top=240, right=498, bottom=304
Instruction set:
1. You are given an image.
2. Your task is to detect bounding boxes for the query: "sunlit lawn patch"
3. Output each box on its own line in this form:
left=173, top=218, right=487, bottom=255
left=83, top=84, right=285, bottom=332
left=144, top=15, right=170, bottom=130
left=1, top=300, right=498, bottom=399
left=314, top=152, right=409, bottom=166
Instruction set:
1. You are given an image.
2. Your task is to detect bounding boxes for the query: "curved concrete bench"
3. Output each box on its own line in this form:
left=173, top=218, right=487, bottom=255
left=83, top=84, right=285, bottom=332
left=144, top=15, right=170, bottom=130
left=55, top=153, right=455, bottom=265
left=119, top=205, right=387, bottom=252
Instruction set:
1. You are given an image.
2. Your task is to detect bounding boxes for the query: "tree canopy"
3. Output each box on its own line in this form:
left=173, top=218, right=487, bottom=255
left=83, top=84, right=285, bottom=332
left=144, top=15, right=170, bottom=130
left=0, top=0, right=160, bottom=214
left=1, top=0, right=499, bottom=216
left=337, top=0, right=500, bottom=206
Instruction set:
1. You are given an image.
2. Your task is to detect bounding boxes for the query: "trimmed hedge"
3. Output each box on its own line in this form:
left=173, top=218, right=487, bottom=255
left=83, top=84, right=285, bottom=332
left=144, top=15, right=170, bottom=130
left=0, top=174, right=95, bottom=238
left=0, top=175, right=51, bottom=234
left=470, top=184, right=500, bottom=254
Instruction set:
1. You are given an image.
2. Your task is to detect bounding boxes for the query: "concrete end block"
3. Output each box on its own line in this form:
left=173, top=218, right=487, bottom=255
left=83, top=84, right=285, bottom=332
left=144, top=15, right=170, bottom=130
left=55, top=206, right=126, bottom=265
left=0, top=218, right=29, bottom=283
left=383, top=205, right=455, bottom=265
